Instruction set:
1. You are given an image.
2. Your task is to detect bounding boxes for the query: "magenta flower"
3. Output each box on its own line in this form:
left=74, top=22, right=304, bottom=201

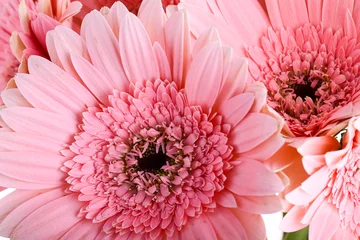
left=0, top=1, right=284, bottom=239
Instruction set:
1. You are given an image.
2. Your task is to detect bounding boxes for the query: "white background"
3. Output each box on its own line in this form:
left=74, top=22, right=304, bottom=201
left=0, top=189, right=283, bottom=239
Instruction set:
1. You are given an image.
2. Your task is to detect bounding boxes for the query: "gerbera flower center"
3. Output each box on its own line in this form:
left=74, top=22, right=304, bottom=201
left=248, top=23, right=360, bottom=136
left=63, top=79, right=233, bottom=239
left=137, top=143, right=168, bottom=172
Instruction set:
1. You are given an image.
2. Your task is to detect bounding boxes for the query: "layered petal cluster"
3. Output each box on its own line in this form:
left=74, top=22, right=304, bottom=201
left=0, top=1, right=284, bottom=239
left=11, top=0, right=82, bottom=70
left=281, top=118, right=360, bottom=239
left=0, top=0, right=21, bottom=104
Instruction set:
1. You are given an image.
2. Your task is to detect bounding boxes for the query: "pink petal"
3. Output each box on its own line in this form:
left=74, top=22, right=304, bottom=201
left=0, top=151, right=67, bottom=185
left=0, top=188, right=66, bottom=237
left=344, top=10, right=357, bottom=39
left=300, top=167, right=329, bottom=196
left=104, top=2, right=129, bottom=38
left=175, top=214, right=217, bottom=240
left=206, top=207, right=248, bottom=240
left=322, top=0, right=354, bottom=30
left=297, top=136, right=340, bottom=156
left=234, top=195, right=283, bottom=214
left=302, top=155, right=326, bottom=175
left=277, top=0, right=309, bottom=29
left=0, top=174, right=57, bottom=190
left=13, top=194, right=83, bottom=239
left=265, top=0, right=284, bottom=30
left=164, top=10, right=191, bottom=88
left=153, top=42, right=171, bottom=81
left=307, top=0, right=323, bottom=26
left=1, top=89, right=31, bottom=108
left=192, top=27, right=221, bottom=58
left=231, top=209, right=266, bottom=240
left=219, top=93, right=255, bottom=128
left=0, top=107, right=78, bottom=143
left=213, top=189, right=237, bottom=208
left=309, top=201, right=340, bottom=240
left=60, top=219, right=103, bottom=240
left=285, top=187, right=314, bottom=206
left=119, top=13, right=159, bottom=84
left=230, top=113, right=279, bottom=153
left=27, top=56, right=97, bottom=107
left=185, top=42, right=223, bottom=111
left=226, top=158, right=284, bottom=196
left=81, top=10, right=128, bottom=92
left=280, top=206, right=308, bottom=232
left=58, top=1, right=82, bottom=22
left=15, top=74, right=85, bottom=116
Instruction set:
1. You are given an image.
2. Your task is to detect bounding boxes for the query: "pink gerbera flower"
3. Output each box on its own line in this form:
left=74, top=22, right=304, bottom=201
left=0, top=1, right=284, bottom=239
left=179, top=0, right=360, bottom=209
left=0, top=0, right=21, bottom=104
left=281, top=118, right=360, bottom=239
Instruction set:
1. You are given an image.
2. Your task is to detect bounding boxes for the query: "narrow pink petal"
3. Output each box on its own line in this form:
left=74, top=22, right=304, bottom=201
left=353, top=1, right=360, bottom=37
left=217, top=58, right=248, bottom=102
left=307, top=0, right=323, bottom=26
left=30, top=13, right=59, bottom=50
left=300, top=167, right=329, bottom=196
left=0, top=188, right=66, bottom=237
left=322, top=0, right=354, bottom=30
left=176, top=214, right=217, bottom=240
left=0, top=190, right=42, bottom=224
left=1, top=88, right=31, bottom=108
left=15, top=74, right=85, bottom=116
left=153, top=42, right=171, bottom=81
left=264, top=0, right=284, bottom=30
left=301, top=193, right=326, bottom=224
left=0, top=152, right=67, bottom=185
left=309, top=201, right=340, bottom=240
left=244, top=82, right=267, bottom=113
left=219, top=93, right=255, bottom=127
left=213, top=189, right=237, bottom=208
left=0, top=174, right=57, bottom=190
left=71, top=55, right=115, bottom=106
left=230, top=113, right=279, bottom=153
left=0, top=107, right=78, bottom=143
left=13, top=194, right=83, bottom=239
left=206, top=207, right=248, bottom=240
left=28, top=56, right=98, bottom=107
left=104, top=2, right=129, bottom=38
left=60, top=219, right=103, bottom=240
left=226, top=158, right=284, bottom=196
left=192, top=27, right=221, bottom=58
left=297, top=136, right=340, bottom=156
left=82, top=11, right=128, bottom=92
left=344, top=10, right=357, bottom=39
left=241, top=133, right=285, bottom=162
left=185, top=42, right=223, bottom=111
left=231, top=209, right=266, bottom=240
left=302, top=155, right=326, bottom=175
left=234, top=195, right=283, bottom=214
left=277, top=0, right=309, bottom=28
left=138, top=0, right=166, bottom=46
left=47, top=26, right=89, bottom=78
left=280, top=206, right=308, bottom=232
left=216, top=0, right=269, bottom=45
left=58, top=1, right=82, bottom=22
left=0, top=132, right=63, bottom=152
left=264, top=144, right=300, bottom=172
left=164, top=10, right=191, bottom=88
left=119, top=14, right=159, bottom=84
left=286, top=187, right=315, bottom=205
left=330, top=227, right=353, bottom=240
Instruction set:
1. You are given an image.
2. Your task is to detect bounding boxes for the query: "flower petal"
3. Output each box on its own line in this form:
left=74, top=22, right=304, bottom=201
left=60, top=219, right=103, bottom=240
left=280, top=206, right=308, bottom=232
left=235, top=195, right=283, bottom=214
left=231, top=209, right=266, bottom=240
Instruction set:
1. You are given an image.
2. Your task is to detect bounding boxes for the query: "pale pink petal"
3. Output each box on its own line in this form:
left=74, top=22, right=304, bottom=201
left=206, top=207, right=248, bottom=240
left=307, top=0, right=323, bottom=26
left=264, top=0, right=283, bottom=30
left=27, top=56, right=98, bottom=107
left=230, top=113, right=279, bottom=153
left=226, top=158, right=284, bottom=196
left=286, top=187, right=315, bottom=206
left=213, top=189, right=237, bottom=208
left=322, top=0, right=354, bottom=30
left=309, top=201, right=340, bottom=240
left=192, top=27, right=221, bottom=58
left=58, top=1, right=82, bottom=22
left=0, top=107, right=78, bottom=143
left=82, top=10, right=128, bottom=92
left=219, top=93, right=255, bottom=127
left=30, top=13, right=59, bottom=50
left=0, top=152, right=67, bottom=185
left=60, top=219, right=103, bottom=240
left=297, top=136, right=341, bottom=156
left=1, top=88, right=32, bottom=108
left=231, top=209, right=266, bottom=240
left=0, top=132, right=63, bottom=152
left=280, top=206, right=308, bottom=232
left=164, top=10, right=191, bottom=88
left=13, top=194, right=83, bottom=239
left=344, top=10, right=357, bottom=39
left=244, top=82, right=267, bottom=113
left=302, top=155, right=326, bottom=175
left=103, top=2, right=129, bottom=38
left=234, top=195, right=283, bottom=214
left=71, top=55, right=115, bottom=106
left=0, top=188, right=66, bottom=237
left=138, top=0, right=166, bottom=46
left=119, top=13, right=159, bottom=84
left=0, top=174, right=57, bottom=190
left=330, top=227, right=354, bottom=240
left=185, top=42, right=223, bottom=111
left=176, top=214, right=216, bottom=240
left=153, top=42, right=171, bottom=81
left=15, top=74, right=85, bottom=116
left=300, top=167, right=329, bottom=196
left=277, top=0, right=309, bottom=29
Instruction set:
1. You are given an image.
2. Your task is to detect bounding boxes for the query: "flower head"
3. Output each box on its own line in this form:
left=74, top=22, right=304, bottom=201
left=0, top=1, right=284, bottom=239
left=0, top=0, right=21, bottom=104
left=180, top=0, right=360, bottom=138
left=281, top=117, right=360, bottom=239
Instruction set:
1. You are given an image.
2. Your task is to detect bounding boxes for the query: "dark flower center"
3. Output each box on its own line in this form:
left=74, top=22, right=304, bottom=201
left=293, top=81, right=317, bottom=100
left=137, top=144, right=168, bottom=172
